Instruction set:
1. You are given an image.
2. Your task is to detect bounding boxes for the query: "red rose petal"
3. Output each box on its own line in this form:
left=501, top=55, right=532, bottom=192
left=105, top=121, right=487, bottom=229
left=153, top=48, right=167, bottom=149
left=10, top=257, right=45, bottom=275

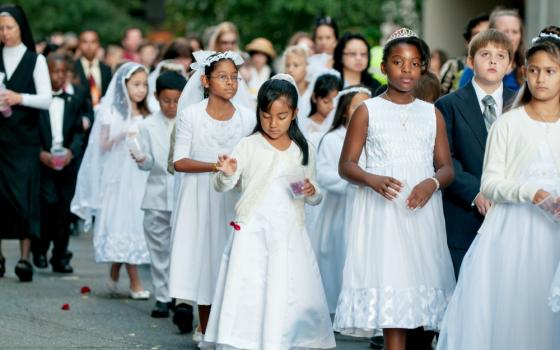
left=61, top=303, right=70, bottom=310
left=80, top=286, right=91, bottom=294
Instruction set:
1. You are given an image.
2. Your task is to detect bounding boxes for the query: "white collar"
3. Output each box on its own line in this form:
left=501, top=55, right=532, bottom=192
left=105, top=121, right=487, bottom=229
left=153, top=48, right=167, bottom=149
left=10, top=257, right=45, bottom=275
left=80, top=56, right=99, bottom=67
left=3, top=42, right=26, bottom=53
left=472, top=78, right=503, bottom=106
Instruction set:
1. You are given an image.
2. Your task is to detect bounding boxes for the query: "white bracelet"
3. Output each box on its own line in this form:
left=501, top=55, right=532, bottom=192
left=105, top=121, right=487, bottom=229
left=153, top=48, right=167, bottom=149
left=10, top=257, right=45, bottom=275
left=429, top=177, right=440, bottom=191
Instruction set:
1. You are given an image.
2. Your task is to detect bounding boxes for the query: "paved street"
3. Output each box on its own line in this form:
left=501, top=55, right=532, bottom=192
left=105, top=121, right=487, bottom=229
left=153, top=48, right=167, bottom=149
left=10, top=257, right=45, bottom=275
left=0, top=234, right=370, bottom=349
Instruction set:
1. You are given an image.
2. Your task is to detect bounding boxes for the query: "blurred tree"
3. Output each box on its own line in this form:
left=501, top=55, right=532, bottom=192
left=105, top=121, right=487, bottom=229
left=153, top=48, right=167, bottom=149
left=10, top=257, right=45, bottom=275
left=11, top=0, right=148, bottom=44
left=164, top=0, right=422, bottom=50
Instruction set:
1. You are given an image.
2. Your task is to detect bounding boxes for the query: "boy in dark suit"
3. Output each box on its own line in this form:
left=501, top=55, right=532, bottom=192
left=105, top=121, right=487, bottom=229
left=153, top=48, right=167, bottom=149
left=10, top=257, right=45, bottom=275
left=435, top=29, right=515, bottom=277
left=32, top=53, right=85, bottom=273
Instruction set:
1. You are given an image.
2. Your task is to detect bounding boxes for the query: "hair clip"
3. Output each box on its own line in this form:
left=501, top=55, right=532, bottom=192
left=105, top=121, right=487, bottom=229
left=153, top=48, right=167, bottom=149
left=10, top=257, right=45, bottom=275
left=386, top=28, right=418, bottom=43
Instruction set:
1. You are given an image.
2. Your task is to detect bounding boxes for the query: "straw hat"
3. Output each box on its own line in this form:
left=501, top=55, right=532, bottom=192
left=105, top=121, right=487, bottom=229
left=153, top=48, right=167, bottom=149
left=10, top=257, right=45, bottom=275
left=245, top=37, right=277, bottom=59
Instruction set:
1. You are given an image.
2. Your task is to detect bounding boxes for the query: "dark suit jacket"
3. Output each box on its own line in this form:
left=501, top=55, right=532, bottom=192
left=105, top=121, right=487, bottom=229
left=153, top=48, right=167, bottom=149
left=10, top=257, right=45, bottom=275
left=73, top=58, right=112, bottom=102
left=38, top=92, right=85, bottom=204
left=435, top=81, right=515, bottom=252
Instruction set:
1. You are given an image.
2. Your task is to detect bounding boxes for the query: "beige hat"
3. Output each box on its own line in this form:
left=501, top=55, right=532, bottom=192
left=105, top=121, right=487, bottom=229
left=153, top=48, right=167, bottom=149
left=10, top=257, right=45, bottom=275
left=245, top=37, right=276, bottom=59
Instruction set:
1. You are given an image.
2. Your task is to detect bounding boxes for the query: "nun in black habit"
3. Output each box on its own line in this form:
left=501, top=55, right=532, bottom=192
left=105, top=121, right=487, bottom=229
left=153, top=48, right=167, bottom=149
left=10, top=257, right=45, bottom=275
left=0, top=4, right=52, bottom=281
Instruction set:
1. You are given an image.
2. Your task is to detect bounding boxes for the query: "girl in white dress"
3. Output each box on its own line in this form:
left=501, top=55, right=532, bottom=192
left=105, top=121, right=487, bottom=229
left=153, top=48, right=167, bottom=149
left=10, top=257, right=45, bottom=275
left=311, top=85, right=371, bottom=314
left=283, top=45, right=312, bottom=121
left=333, top=29, right=456, bottom=350
left=437, top=28, right=560, bottom=350
left=71, top=62, right=151, bottom=298
left=169, top=51, right=255, bottom=337
left=202, top=75, right=336, bottom=350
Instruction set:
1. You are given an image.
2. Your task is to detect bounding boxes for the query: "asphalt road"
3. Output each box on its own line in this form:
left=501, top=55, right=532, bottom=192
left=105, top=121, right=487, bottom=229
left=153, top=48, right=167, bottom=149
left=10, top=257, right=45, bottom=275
left=0, top=234, right=370, bottom=349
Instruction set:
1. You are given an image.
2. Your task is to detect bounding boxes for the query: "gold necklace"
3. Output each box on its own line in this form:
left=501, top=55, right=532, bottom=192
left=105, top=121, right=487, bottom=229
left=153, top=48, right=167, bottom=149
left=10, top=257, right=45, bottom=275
left=384, top=92, right=415, bottom=128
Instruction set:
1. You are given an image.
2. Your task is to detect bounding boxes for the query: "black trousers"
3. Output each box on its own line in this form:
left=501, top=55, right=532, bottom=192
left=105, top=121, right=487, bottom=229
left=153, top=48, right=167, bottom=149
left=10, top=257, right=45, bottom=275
left=32, top=198, right=71, bottom=263
left=406, top=328, right=436, bottom=350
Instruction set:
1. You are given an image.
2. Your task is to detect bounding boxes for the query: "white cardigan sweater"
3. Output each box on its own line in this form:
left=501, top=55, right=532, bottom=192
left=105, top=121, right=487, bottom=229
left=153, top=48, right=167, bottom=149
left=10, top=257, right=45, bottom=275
left=213, top=133, right=322, bottom=224
left=481, top=106, right=560, bottom=204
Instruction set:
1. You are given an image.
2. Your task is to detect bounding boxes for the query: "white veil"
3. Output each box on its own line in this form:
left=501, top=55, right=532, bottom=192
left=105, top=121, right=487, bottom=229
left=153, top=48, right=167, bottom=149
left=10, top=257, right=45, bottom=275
left=147, top=59, right=188, bottom=113
left=71, top=62, right=148, bottom=229
left=176, top=50, right=250, bottom=111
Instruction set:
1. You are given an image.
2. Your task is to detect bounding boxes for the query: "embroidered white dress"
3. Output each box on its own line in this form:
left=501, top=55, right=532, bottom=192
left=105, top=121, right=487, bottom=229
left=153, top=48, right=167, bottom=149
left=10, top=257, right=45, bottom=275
left=168, top=99, right=255, bottom=305
left=203, top=133, right=336, bottom=350
left=551, top=263, right=560, bottom=312
left=92, top=114, right=150, bottom=264
left=333, top=97, right=456, bottom=336
left=437, top=122, right=560, bottom=350
left=311, top=126, right=358, bottom=314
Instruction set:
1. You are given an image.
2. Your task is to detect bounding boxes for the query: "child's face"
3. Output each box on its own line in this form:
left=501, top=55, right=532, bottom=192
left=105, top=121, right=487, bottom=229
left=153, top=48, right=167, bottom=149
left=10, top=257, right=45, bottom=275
left=346, top=92, right=370, bottom=126
left=469, top=43, right=511, bottom=86
left=314, top=90, right=338, bottom=117
left=315, top=25, right=337, bottom=55
left=126, top=70, right=148, bottom=104
left=251, top=52, right=268, bottom=70
left=202, top=60, right=239, bottom=101
left=524, top=51, right=560, bottom=102
left=342, top=39, right=368, bottom=74
left=48, top=60, right=67, bottom=92
left=156, top=89, right=182, bottom=119
left=284, top=54, right=307, bottom=85
left=259, top=97, right=296, bottom=140
left=381, top=43, right=423, bottom=93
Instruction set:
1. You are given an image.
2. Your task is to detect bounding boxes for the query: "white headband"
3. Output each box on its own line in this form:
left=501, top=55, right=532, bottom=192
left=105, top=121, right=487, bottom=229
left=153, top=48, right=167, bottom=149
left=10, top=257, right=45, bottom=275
left=272, top=73, right=300, bottom=95
left=532, top=32, right=560, bottom=44
left=190, top=50, right=244, bottom=72
left=338, top=86, right=372, bottom=98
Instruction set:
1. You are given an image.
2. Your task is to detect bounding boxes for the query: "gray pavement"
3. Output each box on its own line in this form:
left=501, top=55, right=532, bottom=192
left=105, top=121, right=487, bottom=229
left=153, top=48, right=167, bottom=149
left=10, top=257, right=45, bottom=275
left=0, top=234, right=370, bottom=349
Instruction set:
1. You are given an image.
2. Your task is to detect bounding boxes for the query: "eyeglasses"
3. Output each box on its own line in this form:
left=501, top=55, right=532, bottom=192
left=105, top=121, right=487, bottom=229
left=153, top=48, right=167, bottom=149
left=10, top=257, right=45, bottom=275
left=343, top=52, right=368, bottom=59
left=209, top=74, right=242, bottom=83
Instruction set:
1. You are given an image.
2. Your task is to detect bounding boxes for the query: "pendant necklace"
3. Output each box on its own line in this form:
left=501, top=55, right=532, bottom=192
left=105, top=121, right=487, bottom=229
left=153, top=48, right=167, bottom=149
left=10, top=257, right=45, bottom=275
left=384, top=91, right=415, bottom=128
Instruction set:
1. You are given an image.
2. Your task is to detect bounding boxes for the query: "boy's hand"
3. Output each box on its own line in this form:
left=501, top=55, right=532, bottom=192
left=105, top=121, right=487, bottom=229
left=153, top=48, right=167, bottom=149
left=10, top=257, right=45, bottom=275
left=130, top=151, right=146, bottom=164
left=301, top=179, right=316, bottom=197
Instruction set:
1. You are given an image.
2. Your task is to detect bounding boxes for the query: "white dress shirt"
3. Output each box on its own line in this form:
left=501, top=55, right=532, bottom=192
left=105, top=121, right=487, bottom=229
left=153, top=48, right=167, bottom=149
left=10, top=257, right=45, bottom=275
left=2, top=43, right=51, bottom=110
left=471, top=78, right=504, bottom=118
left=49, top=90, right=65, bottom=147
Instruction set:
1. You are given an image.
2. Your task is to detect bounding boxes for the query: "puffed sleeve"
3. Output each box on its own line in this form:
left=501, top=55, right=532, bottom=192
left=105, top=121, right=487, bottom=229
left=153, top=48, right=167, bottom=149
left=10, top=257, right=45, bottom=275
left=481, top=117, right=540, bottom=204
left=20, top=54, right=52, bottom=110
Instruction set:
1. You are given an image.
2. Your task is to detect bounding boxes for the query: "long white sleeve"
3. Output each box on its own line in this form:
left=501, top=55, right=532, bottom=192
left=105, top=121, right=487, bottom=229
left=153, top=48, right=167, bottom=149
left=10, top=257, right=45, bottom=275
left=316, top=131, right=348, bottom=194
left=173, top=108, right=194, bottom=163
left=481, top=118, right=540, bottom=204
left=20, top=54, right=52, bottom=110
left=214, top=140, right=244, bottom=192
left=305, top=144, right=322, bottom=206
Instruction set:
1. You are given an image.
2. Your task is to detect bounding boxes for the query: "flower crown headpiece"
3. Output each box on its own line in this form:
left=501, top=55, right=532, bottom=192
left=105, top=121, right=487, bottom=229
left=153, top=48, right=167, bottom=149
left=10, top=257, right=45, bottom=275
left=386, top=28, right=418, bottom=43
left=338, top=86, right=372, bottom=98
left=190, top=50, right=244, bottom=72
left=532, top=32, right=560, bottom=44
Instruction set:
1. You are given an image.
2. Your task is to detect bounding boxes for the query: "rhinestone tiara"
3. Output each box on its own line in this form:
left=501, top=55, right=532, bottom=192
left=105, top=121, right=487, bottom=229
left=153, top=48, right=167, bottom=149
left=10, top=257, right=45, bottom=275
left=532, top=32, right=560, bottom=44
left=386, top=28, right=418, bottom=43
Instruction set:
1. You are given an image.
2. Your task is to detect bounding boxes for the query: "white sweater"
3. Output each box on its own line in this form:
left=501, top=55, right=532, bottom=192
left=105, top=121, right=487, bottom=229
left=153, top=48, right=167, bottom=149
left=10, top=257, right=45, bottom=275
left=481, top=106, right=560, bottom=204
left=213, top=133, right=322, bottom=223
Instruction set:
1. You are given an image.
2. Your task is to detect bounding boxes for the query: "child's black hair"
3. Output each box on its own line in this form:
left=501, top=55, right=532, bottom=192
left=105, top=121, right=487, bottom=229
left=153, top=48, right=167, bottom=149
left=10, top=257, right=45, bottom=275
left=382, top=35, right=431, bottom=74
left=327, top=84, right=370, bottom=134
left=313, top=16, right=339, bottom=41
left=333, top=32, right=379, bottom=91
left=254, top=79, right=309, bottom=166
left=514, top=26, right=560, bottom=107
left=202, top=53, right=239, bottom=98
left=463, top=13, right=490, bottom=42
left=308, top=73, right=343, bottom=117
left=156, top=71, right=187, bottom=94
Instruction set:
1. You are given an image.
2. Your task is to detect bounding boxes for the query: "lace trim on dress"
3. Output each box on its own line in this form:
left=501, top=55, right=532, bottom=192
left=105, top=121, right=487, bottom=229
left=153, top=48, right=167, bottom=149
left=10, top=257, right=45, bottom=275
left=333, top=286, right=453, bottom=336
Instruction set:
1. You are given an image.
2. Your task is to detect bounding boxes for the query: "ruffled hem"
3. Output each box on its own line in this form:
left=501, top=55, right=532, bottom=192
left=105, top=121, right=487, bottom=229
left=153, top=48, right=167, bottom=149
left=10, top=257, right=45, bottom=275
left=333, top=286, right=453, bottom=337
left=550, top=287, right=560, bottom=312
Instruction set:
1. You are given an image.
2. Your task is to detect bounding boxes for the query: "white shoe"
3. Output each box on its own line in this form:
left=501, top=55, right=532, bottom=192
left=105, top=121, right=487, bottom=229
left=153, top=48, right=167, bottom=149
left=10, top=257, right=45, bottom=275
left=129, top=289, right=151, bottom=300
left=192, top=326, right=203, bottom=342
left=106, top=279, right=119, bottom=295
